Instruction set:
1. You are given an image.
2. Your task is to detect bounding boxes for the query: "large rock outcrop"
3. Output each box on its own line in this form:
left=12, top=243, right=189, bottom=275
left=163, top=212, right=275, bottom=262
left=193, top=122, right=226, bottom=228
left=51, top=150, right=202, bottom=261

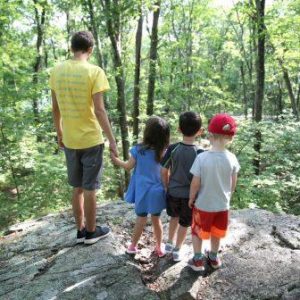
left=0, top=201, right=299, bottom=299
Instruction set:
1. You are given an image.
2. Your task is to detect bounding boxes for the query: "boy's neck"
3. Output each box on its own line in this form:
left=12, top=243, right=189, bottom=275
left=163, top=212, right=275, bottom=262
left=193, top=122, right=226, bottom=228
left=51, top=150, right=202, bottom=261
left=182, top=135, right=196, bottom=145
left=210, top=138, right=227, bottom=151
left=72, top=52, right=90, bottom=61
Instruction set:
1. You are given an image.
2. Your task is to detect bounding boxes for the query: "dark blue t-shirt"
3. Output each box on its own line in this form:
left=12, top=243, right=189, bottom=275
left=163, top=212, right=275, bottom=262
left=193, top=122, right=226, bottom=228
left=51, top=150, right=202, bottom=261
left=161, top=142, right=204, bottom=198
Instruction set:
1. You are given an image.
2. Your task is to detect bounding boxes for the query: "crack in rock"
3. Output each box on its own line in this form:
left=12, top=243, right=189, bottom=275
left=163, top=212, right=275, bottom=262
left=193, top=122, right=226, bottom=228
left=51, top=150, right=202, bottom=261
left=271, top=225, right=299, bottom=250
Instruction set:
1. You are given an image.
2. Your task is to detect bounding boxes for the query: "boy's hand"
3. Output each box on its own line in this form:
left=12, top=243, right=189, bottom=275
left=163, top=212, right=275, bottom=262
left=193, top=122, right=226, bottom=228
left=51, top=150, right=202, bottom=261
left=188, top=198, right=195, bottom=209
left=57, top=135, right=64, bottom=149
left=110, top=151, right=116, bottom=161
left=109, top=140, right=118, bottom=157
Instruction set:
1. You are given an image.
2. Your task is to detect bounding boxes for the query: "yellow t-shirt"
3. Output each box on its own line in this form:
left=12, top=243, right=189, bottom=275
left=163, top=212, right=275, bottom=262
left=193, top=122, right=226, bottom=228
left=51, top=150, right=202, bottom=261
left=49, top=60, right=110, bottom=149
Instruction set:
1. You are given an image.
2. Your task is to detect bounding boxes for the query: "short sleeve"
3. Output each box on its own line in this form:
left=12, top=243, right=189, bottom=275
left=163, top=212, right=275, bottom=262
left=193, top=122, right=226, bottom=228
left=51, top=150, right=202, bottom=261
left=92, top=68, right=110, bottom=95
left=190, top=154, right=202, bottom=177
left=130, top=146, right=138, bottom=160
left=232, top=155, right=240, bottom=174
left=161, top=146, right=172, bottom=168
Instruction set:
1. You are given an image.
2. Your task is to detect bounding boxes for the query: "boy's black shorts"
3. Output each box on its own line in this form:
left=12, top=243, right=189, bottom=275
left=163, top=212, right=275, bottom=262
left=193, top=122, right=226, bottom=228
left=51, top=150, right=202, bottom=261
left=64, top=144, right=104, bottom=190
left=166, top=193, right=192, bottom=227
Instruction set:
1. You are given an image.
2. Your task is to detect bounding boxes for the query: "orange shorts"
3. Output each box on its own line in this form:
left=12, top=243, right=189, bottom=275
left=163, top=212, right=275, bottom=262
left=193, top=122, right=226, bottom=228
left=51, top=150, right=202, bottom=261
left=191, top=207, right=229, bottom=240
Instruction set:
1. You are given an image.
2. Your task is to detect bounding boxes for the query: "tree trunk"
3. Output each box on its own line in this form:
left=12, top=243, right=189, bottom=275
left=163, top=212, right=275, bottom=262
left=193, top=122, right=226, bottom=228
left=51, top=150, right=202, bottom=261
left=277, top=80, right=283, bottom=117
left=240, top=63, right=248, bottom=119
left=296, top=82, right=300, bottom=110
left=66, top=10, right=71, bottom=58
left=86, top=0, right=104, bottom=68
left=101, top=0, right=129, bottom=188
left=146, top=1, right=161, bottom=116
left=253, top=0, right=265, bottom=175
left=280, top=61, right=299, bottom=120
left=133, top=10, right=143, bottom=143
left=32, top=0, right=46, bottom=128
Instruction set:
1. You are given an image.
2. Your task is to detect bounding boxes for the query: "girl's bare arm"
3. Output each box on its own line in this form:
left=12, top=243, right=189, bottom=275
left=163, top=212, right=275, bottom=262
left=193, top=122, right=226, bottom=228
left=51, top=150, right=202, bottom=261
left=111, top=154, right=136, bottom=171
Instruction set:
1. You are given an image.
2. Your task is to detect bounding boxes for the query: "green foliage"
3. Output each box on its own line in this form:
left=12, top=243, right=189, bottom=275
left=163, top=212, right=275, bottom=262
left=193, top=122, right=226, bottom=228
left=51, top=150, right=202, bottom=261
left=1, top=0, right=300, bottom=233
left=232, top=115, right=300, bottom=215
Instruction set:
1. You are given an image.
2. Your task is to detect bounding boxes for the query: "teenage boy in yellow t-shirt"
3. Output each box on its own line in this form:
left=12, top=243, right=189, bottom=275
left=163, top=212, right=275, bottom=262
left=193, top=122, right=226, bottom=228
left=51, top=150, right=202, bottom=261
left=50, top=31, right=117, bottom=245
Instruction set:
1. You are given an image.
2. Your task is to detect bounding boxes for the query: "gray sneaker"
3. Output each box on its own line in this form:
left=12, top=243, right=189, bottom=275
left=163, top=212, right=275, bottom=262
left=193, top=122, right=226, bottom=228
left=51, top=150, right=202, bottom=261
left=172, top=249, right=183, bottom=262
left=165, top=243, right=174, bottom=253
left=84, top=226, right=110, bottom=245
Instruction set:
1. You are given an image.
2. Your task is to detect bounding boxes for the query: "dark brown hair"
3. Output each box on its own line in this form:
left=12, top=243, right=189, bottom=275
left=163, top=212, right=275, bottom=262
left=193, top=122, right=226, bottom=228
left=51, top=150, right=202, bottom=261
left=71, top=31, right=94, bottom=52
left=179, top=111, right=202, bottom=136
left=141, top=116, right=170, bottom=162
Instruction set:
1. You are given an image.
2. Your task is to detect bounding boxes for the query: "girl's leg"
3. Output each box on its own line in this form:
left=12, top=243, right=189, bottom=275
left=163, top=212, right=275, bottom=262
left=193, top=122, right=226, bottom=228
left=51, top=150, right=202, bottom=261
left=131, top=216, right=147, bottom=246
left=151, top=215, right=163, bottom=249
left=168, top=217, right=179, bottom=244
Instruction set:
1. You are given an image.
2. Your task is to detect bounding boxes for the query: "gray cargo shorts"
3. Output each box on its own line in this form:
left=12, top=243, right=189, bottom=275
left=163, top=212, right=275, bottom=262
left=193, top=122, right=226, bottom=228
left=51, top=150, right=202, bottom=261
left=64, top=144, right=104, bottom=190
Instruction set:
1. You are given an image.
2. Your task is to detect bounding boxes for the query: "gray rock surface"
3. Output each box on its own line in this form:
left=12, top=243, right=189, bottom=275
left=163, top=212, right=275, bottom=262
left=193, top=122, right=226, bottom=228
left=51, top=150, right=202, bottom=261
left=0, top=201, right=299, bottom=300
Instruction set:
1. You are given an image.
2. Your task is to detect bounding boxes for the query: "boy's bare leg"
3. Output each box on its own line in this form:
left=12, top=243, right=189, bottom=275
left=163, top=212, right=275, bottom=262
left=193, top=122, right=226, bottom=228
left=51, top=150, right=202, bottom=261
left=168, top=217, right=179, bottom=243
left=72, top=187, right=84, bottom=230
left=211, top=236, right=221, bottom=253
left=132, top=216, right=147, bottom=245
left=192, top=234, right=203, bottom=254
left=175, top=225, right=188, bottom=249
left=83, top=189, right=97, bottom=232
left=151, top=215, right=163, bottom=249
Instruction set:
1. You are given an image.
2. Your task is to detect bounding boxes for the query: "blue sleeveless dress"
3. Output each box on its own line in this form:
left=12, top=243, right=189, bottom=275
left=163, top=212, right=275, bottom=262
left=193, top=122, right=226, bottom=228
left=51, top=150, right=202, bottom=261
left=125, top=145, right=166, bottom=215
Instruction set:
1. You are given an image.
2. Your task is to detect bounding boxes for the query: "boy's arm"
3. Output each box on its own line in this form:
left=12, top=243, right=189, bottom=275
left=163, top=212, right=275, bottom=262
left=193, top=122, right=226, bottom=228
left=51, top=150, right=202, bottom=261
left=231, top=173, right=238, bottom=194
left=161, top=167, right=169, bottom=191
left=93, top=92, right=118, bottom=157
left=111, top=154, right=136, bottom=171
left=51, top=90, right=64, bottom=148
left=189, top=175, right=201, bottom=208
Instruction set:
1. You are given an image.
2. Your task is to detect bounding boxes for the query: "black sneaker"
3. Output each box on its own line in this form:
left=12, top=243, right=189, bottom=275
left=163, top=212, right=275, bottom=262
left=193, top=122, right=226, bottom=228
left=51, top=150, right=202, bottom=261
left=76, top=227, right=86, bottom=244
left=84, top=226, right=110, bottom=245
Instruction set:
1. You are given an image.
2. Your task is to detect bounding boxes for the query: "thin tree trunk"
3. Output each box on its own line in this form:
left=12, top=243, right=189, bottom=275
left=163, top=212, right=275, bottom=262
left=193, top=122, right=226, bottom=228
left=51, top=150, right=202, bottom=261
left=32, top=0, right=46, bottom=128
left=146, top=1, right=161, bottom=116
left=101, top=0, right=129, bottom=188
left=277, top=80, right=283, bottom=117
left=249, top=0, right=256, bottom=118
left=86, top=0, right=104, bottom=68
left=296, top=82, right=300, bottom=110
left=133, top=10, right=143, bottom=143
left=66, top=10, right=71, bottom=58
left=253, top=0, right=265, bottom=175
left=279, top=61, right=299, bottom=120
left=240, top=63, right=248, bottom=119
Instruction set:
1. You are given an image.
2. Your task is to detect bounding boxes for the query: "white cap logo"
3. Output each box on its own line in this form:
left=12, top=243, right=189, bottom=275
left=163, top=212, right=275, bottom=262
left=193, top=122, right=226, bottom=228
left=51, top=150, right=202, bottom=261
left=222, top=124, right=231, bottom=131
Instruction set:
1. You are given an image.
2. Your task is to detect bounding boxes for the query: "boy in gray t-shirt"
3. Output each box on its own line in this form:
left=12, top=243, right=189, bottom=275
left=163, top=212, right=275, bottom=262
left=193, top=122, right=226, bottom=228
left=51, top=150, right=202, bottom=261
left=188, top=113, right=240, bottom=271
left=161, top=112, right=203, bottom=261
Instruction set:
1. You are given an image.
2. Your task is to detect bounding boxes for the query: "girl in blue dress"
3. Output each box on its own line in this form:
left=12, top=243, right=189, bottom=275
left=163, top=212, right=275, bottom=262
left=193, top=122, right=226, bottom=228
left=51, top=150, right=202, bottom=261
left=111, top=116, right=170, bottom=257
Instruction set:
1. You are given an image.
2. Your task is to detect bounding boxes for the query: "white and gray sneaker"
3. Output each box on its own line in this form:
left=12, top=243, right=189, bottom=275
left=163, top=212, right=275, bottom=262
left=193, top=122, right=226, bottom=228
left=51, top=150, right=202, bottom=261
left=84, top=226, right=110, bottom=245
left=172, top=249, right=183, bottom=262
left=165, top=243, right=174, bottom=253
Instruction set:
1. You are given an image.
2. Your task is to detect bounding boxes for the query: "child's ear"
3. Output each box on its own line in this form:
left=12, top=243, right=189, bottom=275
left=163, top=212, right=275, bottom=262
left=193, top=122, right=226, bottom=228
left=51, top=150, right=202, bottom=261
left=197, top=128, right=205, bottom=137
left=177, top=127, right=182, bottom=133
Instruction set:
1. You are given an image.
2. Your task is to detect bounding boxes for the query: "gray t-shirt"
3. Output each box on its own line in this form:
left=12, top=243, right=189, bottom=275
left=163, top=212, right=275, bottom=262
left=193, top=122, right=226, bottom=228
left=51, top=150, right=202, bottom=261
left=190, top=150, right=240, bottom=211
left=161, top=142, right=204, bottom=198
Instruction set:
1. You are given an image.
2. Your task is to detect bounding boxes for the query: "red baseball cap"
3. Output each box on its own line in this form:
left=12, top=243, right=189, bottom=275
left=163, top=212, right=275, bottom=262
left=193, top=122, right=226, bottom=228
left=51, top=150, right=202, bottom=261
left=208, top=113, right=237, bottom=136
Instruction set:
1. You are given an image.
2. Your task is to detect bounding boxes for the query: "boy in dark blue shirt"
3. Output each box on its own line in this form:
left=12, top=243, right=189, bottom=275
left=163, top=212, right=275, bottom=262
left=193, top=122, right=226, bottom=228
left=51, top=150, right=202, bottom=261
left=161, top=111, right=203, bottom=261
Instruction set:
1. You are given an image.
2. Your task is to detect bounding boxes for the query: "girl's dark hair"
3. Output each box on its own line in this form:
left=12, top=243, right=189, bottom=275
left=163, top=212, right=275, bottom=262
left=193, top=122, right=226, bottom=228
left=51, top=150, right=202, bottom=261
left=141, top=116, right=170, bottom=162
